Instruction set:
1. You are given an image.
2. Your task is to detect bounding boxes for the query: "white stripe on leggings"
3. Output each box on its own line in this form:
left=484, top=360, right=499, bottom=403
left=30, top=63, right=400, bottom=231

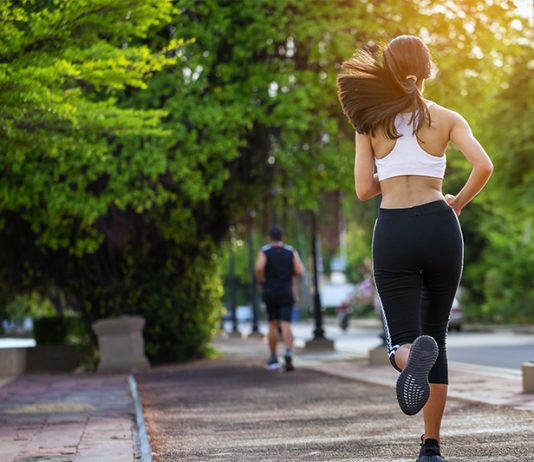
left=371, top=218, right=397, bottom=357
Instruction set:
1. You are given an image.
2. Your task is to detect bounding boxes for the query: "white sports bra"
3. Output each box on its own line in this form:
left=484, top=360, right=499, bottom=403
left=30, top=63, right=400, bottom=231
left=375, top=102, right=446, bottom=181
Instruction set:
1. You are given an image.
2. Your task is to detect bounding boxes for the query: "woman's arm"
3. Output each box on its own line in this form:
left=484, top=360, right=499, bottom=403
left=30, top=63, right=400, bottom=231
left=355, top=132, right=381, bottom=201
left=447, top=114, right=494, bottom=215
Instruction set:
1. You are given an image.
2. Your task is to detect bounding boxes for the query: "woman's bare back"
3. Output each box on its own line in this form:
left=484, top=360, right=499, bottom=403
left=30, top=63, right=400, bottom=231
left=370, top=102, right=456, bottom=208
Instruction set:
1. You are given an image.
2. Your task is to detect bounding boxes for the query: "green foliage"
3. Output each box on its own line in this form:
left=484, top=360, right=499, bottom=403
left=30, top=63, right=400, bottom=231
left=0, top=0, right=208, bottom=362
left=129, top=244, right=223, bottom=363
left=33, top=316, right=71, bottom=345
left=0, top=0, right=175, bottom=256
left=5, top=293, right=56, bottom=322
left=469, top=51, right=534, bottom=322
left=344, top=221, right=374, bottom=283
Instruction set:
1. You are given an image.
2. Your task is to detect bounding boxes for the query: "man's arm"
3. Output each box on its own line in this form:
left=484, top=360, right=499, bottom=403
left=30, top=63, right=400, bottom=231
left=255, top=250, right=266, bottom=285
left=292, top=250, right=305, bottom=277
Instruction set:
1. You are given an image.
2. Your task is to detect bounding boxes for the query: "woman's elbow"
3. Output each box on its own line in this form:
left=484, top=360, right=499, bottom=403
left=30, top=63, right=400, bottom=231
left=477, top=160, right=494, bottom=178
left=355, top=187, right=373, bottom=202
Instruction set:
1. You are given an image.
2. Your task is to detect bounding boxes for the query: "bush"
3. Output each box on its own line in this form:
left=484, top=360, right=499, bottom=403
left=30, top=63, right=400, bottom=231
left=33, top=317, right=71, bottom=345
left=134, top=252, right=223, bottom=364
left=33, top=316, right=90, bottom=346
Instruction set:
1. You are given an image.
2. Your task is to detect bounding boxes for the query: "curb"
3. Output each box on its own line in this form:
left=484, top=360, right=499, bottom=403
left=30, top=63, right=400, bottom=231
left=128, top=373, right=152, bottom=462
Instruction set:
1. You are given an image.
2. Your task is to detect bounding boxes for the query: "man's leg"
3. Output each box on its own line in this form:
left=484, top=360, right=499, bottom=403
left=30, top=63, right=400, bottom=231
left=268, top=320, right=279, bottom=355
left=280, top=321, right=293, bottom=352
left=265, top=301, right=281, bottom=370
left=280, top=306, right=295, bottom=371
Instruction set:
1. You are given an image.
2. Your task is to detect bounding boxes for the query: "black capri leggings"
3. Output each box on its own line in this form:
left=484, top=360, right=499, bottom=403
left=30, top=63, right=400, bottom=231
left=372, top=200, right=463, bottom=384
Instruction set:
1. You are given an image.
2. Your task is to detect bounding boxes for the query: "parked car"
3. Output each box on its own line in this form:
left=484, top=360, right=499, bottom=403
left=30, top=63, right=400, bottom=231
left=449, top=297, right=463, bottom=332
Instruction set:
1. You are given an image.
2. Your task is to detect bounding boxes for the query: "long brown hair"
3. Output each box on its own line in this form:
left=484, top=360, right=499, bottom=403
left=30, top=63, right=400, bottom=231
left=337, top=35, right=433, bottom=139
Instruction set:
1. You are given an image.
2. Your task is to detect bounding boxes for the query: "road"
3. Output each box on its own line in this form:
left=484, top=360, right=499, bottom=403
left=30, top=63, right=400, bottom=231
left=226, top=319, right=534, bottom=372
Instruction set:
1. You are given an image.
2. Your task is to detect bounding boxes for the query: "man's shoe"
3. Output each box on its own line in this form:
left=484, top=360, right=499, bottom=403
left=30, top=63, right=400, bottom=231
left=284, top=354, right=294, bottom=372
left=396, top=335, right=438, bottom=415
left=265, top=355, right=280, bottom=371
left=416, top=437, right=447, bottom=462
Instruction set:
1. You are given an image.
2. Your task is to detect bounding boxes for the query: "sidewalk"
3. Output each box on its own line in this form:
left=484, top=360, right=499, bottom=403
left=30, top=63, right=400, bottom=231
left=1, top=335, right=534, bottom=461
left=135, top=336, right=534, bottom=461
left=0, top=374, right=137, bottom=462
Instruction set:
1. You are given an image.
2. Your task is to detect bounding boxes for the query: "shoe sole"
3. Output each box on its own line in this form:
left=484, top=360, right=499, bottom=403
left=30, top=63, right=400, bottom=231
left=396, top=335, right=438, bottom=416
left=416, top=456, right=447, bottom=462
left=265, top=363, right=281, bottom=371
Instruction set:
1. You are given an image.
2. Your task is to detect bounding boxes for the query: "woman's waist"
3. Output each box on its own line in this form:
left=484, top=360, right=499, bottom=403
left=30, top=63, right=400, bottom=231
left=377, top=199, right=453, bottom=220
left=378, top=179, right=444, bottom=209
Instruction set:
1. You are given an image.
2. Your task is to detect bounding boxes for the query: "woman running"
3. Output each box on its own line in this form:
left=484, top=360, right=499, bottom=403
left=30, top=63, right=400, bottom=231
left=336, top=35, right=493, bottom=462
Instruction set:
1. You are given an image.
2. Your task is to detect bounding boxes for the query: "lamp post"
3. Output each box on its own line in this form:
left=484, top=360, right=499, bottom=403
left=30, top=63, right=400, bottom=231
left=228, top=228, right=241, bottom=338
left=305, top=210, right=334, bottom=350
left=247, top=210, right=263, bottom=338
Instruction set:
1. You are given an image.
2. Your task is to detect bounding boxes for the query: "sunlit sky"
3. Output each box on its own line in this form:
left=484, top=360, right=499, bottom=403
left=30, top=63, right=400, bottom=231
left=515, top=0, right=533, bottom=23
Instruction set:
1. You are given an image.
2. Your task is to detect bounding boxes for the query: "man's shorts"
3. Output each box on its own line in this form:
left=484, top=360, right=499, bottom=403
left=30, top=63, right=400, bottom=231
left=265, top=300, right=293, bottom=322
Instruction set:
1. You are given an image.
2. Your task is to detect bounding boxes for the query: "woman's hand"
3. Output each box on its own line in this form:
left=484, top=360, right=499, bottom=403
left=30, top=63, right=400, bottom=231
left=444, top=194, right=462, bottom=216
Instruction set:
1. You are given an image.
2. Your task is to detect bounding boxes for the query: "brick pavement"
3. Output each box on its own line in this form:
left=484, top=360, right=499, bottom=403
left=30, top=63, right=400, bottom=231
left=0, top=374, right=136, bottom=462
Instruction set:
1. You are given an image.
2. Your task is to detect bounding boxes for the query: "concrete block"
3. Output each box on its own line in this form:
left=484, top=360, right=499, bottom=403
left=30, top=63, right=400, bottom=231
left=522, top=362, right=534, bottom=393
left=247, top=332, right=265, bottom=340
left=304, top=337, right=335, bottom=351
left=92, top=316, right=150, bottom=374
left=369, top=346, right=390, bottom=366
left=0, top=348, right=26, bottom=377
left=26, top=345, right=80, bottom=373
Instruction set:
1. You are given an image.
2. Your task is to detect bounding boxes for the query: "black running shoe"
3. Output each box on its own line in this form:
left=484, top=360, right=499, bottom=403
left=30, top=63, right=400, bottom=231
left=284, top=354, right=294, bottom=372
left=416, top=437, right=447, bottom=462
left=396, top=335, right=438, bottom=415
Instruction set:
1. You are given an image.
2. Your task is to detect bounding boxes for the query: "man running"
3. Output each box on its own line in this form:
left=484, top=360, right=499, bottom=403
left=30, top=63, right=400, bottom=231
left=255, top=226, right=305, bottom=372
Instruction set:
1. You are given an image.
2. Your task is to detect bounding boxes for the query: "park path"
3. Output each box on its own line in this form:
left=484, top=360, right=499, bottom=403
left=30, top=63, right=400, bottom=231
left=136, top=337, right=534, bottom=462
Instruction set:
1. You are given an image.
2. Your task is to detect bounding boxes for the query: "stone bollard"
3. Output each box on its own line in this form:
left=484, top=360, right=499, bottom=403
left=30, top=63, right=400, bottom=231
left=92, top=316, right=150, bottom=374
left=247, top=331, right=264, bottom=340
left=522, top=361, right=534, bottom=393
left=369, top=346, right=390, bottom=366
left=304, top=337, right=335, bottom=351
left=0, top=348, right=26, bottom=377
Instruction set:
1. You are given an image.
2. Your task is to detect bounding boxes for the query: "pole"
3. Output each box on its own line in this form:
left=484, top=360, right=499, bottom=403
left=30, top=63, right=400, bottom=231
left=247, top=211, right=260, bottom=335
left=229, top=237, right=238, bottom=333
left=304, top=211, right=333, bottom=350
left=310, top=211, right=325, bottom=339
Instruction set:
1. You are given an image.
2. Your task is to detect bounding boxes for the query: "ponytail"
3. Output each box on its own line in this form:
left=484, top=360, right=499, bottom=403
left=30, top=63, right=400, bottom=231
left=337, top=36, right=432, bottom=139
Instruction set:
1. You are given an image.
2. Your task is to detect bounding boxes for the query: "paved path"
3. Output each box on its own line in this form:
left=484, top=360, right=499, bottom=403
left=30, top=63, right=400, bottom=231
left=136, top=337, right=534, bottom=462
left=2, top=333, right=534, bottom=461
left=0, top=374, right=137, bottom=462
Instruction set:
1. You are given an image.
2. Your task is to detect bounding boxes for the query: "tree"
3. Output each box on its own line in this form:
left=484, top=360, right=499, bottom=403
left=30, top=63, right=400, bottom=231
left=474, top=49, right=534, bottom=322
left=0, top=0, right=189, bottom=355
left=2, top=0, right=530, bottom=364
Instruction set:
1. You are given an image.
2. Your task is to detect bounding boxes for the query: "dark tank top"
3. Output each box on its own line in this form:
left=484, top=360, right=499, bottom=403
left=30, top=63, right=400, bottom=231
left=262, top=244, right=295, bottom=304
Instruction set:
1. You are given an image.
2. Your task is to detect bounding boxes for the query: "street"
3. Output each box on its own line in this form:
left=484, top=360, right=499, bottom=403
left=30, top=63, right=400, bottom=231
left=225, top=319, right=534, bottom=372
